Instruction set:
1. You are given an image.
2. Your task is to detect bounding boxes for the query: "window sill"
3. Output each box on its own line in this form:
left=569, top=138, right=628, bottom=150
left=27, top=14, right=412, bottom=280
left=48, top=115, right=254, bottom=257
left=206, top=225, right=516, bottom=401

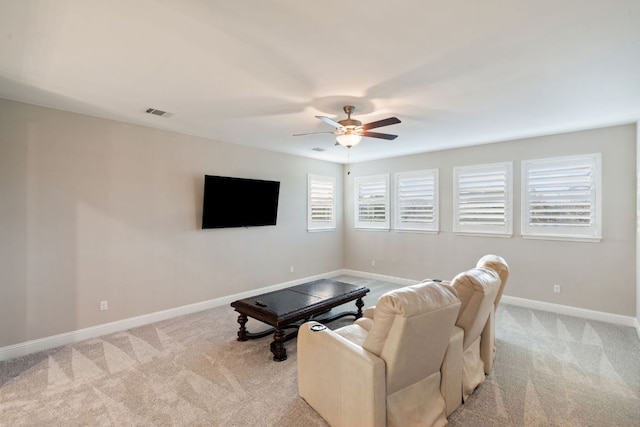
left=394, top=229, right=439, bottom=234
left=453, top=232, right=513, bottom=238
left=307, top=228, right=336, bottom=233
left=522, top=234, right=601, bottom=243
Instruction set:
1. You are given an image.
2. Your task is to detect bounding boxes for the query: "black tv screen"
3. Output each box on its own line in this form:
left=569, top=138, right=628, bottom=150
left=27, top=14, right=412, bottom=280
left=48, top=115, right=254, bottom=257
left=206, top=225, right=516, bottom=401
left=202, top=175, right=280, bottom=229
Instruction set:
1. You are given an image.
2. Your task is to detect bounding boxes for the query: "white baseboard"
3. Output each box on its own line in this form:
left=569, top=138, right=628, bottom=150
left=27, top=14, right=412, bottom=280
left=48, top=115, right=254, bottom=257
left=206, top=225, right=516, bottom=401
left=341, top=269, right=419, bottom=286
left=343, top=270, right=640, bottom=333
left=501, top=295, right=638, bottom=328
left=0, top=270, right=344, bottom=362
left=2, top=269, right=637, bottom=361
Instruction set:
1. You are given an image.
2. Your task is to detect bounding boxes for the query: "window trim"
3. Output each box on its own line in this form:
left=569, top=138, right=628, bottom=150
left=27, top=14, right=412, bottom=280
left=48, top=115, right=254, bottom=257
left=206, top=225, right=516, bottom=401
left=307, top=174, right=337, bottom=232
left=453, top=161, right=513, bottom=237
left=393, top=169, right=439, bottom=233
left=354, top=174, right=390, bottom=230
left=521, top=153, right=602, bottom=242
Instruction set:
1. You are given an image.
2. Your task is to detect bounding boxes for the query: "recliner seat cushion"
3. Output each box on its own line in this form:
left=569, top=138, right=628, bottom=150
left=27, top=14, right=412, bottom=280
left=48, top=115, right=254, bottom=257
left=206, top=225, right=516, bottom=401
left=335, top=323, right=369, bottom=347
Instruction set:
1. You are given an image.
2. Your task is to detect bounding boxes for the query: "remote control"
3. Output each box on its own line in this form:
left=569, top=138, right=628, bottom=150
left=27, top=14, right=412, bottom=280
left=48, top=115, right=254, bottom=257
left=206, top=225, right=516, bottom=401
left=255, top=300, right=267, bottom=307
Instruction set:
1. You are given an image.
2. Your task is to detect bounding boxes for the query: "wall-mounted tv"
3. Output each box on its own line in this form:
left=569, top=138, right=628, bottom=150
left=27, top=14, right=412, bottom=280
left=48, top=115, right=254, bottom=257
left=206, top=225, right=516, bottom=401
left=202, top=175, right=280, bottom=229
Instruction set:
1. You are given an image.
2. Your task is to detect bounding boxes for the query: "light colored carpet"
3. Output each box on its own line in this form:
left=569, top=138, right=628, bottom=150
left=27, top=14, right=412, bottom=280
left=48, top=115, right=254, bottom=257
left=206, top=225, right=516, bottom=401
left=1, top=275, right=639, bottom=426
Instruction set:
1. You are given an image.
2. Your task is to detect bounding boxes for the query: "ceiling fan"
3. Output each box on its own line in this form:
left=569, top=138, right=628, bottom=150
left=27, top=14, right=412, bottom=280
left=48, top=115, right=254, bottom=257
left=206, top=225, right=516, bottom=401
left=294, top=105, right=401, bottom=148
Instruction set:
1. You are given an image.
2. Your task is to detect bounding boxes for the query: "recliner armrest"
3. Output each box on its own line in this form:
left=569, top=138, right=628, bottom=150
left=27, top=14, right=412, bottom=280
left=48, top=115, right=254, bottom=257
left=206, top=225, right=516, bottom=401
left=480, top=308, right=496, bottom=374
left=363, top=306, right=376, bottom=319
left=441, top=325, right=464, bottom=417
left=298, top=321, right=386, bottom=427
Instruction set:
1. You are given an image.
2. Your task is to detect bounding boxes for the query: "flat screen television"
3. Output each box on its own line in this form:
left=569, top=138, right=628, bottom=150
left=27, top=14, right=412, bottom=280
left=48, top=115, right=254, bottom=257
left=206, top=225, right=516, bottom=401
left=201, top=175, right=280, bottom=229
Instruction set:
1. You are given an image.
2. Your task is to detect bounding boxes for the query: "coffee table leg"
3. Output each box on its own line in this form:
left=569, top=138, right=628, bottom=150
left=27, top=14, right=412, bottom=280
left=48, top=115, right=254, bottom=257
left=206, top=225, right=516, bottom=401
left=237, top=313, right=248, bottom=341
left=270, top=328, right=287, bottom=362
left=355, top=297, right=364, bottom=319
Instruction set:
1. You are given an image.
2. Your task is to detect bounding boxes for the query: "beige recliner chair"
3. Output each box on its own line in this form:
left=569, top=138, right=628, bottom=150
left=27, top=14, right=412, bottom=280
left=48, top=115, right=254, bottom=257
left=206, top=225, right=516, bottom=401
left=442, top=267, right=501, bottom=415
left=298, top=281, right=461, bottom=427
left=476, top=254, right=510, bottom=374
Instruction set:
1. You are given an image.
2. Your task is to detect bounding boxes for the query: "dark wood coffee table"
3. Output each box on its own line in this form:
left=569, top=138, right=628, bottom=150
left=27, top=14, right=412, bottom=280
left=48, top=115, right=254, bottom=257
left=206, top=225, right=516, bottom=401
left=230, top=279, right=369, bottom=361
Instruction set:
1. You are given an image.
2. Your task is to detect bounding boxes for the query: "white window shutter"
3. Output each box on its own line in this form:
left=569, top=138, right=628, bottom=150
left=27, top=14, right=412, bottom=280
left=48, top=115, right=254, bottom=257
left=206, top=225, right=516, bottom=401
left=522, top=153, right=601, bottom=241
left=307, top=174, right=336, bottom=231
left=453, top=162, right=513, bottom=236
left=355, top=174, right=390, bottom=230
left=394, top=169, right=439, bottom=232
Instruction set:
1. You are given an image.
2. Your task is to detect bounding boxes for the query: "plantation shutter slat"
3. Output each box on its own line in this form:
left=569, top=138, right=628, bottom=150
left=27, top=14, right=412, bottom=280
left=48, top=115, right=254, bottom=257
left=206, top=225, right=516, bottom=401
left=453, top=162, right=512, bottom=235
left=355, top=174, right=390, bottom=229
left=395, top=170, right=439, bottom=231
left=307, top=174, right=336, bottom=231
left=522, top=154, right=601, bottom=240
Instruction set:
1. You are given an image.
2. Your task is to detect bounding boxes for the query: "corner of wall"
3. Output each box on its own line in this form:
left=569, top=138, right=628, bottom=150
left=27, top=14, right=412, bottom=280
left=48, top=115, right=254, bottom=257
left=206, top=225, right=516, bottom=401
left=636, top=120, right=640, bottom=335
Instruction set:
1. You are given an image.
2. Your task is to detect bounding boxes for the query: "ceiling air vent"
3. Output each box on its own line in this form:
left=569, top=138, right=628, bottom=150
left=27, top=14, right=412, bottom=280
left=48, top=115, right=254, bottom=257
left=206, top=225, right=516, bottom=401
left=311, top=147, right=326, bottom=152
left=145, top=107, right=173, bottom=117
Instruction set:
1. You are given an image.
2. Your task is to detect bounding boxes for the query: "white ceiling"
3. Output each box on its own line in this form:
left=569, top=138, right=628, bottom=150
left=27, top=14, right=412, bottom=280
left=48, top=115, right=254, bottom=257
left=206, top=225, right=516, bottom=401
left=1, top=1, right=639, bottom=164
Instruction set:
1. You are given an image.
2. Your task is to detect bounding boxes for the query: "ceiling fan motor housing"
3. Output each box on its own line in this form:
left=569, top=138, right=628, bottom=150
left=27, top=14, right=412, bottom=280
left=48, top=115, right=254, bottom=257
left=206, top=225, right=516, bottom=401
left=339, top=105, right=362, bottom=129
left=338, top=119, right=362, bottom=129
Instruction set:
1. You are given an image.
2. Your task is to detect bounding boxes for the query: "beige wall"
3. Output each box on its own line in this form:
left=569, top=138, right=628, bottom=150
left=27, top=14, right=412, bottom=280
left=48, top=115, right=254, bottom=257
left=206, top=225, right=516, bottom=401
left=0, top=99, right=344, bottom=347
left=344, top=124, right=637, bottom=317
left=1, top=97, right=636, bottom=349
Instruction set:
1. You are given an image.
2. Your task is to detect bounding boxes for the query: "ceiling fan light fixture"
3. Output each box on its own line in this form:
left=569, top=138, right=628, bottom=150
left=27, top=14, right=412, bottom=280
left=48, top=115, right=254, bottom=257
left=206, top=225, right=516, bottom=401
left=294, top=105, right=400, bottom=146
left=336, top=133, right=362, bottom=148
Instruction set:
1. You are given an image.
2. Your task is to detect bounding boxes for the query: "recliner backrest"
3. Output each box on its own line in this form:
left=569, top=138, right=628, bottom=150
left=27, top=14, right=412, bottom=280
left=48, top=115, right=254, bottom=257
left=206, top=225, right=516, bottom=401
left=362, top=282, right=460, bottom=395
left=451, top=267, right=500, bottom=350
left=476, top=254, right=509, bottom=309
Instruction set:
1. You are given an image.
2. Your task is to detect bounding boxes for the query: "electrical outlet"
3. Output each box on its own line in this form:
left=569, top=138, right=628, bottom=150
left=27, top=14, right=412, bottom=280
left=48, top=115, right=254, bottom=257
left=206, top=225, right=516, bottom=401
left=100, top=300, right=108, bottom=311
left=290, top=266, right=294, bottom=273
left=553, top=285, right=561, bottom=294
left=371, top=260, right=376, bottom=267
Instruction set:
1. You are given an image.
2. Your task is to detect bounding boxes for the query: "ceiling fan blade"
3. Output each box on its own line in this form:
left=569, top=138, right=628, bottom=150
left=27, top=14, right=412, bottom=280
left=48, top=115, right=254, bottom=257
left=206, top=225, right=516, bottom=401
left=362, top=117, right=401, bottom=131
left=362, top=131, right=398, bottom=140
left=293, top=131, right=335, bottom=136
left=316, top=115, right=342, bottom=128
